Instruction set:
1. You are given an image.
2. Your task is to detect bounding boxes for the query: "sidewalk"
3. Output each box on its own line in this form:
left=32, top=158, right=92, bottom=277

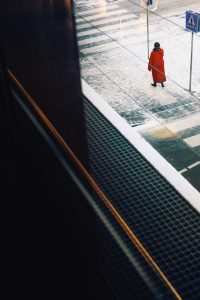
left=80, top=45, right=200, bottom=124
left=80, top=45, right=200, bottom=192
left=76, top=0, right=200, bottom=192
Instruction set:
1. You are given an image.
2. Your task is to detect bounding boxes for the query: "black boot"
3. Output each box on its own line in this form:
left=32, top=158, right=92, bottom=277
left=151, top=83, right=157, bottom=87
left=161, top=82, right=164, bottom=87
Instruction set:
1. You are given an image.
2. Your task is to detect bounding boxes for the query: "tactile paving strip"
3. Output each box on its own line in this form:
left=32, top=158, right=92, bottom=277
left=84, top=97, right=200, bottom=300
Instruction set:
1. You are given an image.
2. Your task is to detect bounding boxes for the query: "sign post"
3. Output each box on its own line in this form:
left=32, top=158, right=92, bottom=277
left=146, top=0, right=153, bottom=59
left=189, top=31, right=194, bottom=92
left=186, top=10, right=200, bottom=92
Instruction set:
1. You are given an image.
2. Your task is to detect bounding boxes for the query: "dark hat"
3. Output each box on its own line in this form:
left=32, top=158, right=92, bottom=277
left=154, top=42, right=160, bottom=48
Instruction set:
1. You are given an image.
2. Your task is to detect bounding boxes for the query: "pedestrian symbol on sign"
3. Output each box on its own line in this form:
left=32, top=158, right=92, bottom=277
left=186, top=10, right=200, bottom=33
left=188, top=15, right=195, bottom=28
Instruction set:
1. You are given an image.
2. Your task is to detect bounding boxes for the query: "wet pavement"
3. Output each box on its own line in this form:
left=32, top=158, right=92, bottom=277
left=74, top=0, right=200, bottom=193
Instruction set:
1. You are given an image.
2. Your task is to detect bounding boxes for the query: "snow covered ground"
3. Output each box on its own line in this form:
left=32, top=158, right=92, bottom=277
left=74, top=0, right=200, bottom=122
left=74, top=0, right=200, bottom=192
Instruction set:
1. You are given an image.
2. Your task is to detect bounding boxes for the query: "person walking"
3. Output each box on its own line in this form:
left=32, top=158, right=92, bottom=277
left=148, top=42, right=166, bottom=87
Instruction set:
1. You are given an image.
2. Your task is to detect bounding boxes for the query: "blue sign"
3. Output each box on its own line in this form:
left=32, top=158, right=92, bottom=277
left=186, top=10, right=200, bottom=33
left=147, top=0, right=153, bottom=5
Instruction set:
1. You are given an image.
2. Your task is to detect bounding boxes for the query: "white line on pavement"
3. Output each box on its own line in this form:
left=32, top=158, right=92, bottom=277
left=179, top=161, right=200, bottom=174
left=97, top=19, right=137, bottom=32
left=183, top=134, right=200, bottom=148
left=188, top=161, right=200, bottom=169
left=83, top=9, right=128, bottom=21
left=75, top=18, right=85, bottom=24
left=179, top=168, right=187, bottom=174
left=76, top=5, right=118, bottom=16
left=80, top=42, right=118, bottom=54
left=76, top=23, right=92, bottom=30
left=166, top=113, right=200, bottom=133
left=86, top=14, right=135, bottom=27
left=78, top=35, right=110, bottom=46
left=76, top=14, right=136, bottom=29
left=76, top=29, right=100, bottom=37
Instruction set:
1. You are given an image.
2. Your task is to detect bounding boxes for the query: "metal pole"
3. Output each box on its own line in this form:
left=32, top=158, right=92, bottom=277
left=189, top=31, right=194, bottom=92
left=147, top=4, right=150, bottom=59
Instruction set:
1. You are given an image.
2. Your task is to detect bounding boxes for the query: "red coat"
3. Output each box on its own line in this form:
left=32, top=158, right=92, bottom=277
left=148, top=48, right=166, bottom=83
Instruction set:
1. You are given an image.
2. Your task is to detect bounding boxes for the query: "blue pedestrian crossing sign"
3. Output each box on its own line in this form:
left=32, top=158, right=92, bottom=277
left=186, top=10, right=200, bottom=33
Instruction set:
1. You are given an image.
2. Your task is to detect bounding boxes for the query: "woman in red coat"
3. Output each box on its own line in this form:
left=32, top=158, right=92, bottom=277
left=148, top=42, right=166, bottom=87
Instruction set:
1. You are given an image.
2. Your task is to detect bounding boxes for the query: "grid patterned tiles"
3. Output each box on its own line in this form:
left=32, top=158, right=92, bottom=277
left=84, top=97, right=200, bottom=300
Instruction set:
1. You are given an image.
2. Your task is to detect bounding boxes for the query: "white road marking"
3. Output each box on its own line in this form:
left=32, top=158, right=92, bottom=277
left=76, top=29, right=100, bottom=37
left=83, top=9, right=128, bottom=21
left=188, top=161, right=200, bottom=169
left=76, top=23, right=92, bottom=30
left=87, top=14, right=135, bottom=26
left=76, top=14, right=136, bottom=29
left=179, top=161, right=200, bottom=174
left=81, top=42, right=118, bottom=54
left=179, top=168, right=187, bottom=174
left=183, top=134, right=200, bottom=148
left=78, top=35, right=110, bottom=46
left=165, top=113, right=200, bottom=133
left=75, top=18, right=85, bottom=24
left=76, top=19, right=137, bottom=37
left=76, top=5, right=118, bottom=16
left=97, top=20, right=138, bottom=32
